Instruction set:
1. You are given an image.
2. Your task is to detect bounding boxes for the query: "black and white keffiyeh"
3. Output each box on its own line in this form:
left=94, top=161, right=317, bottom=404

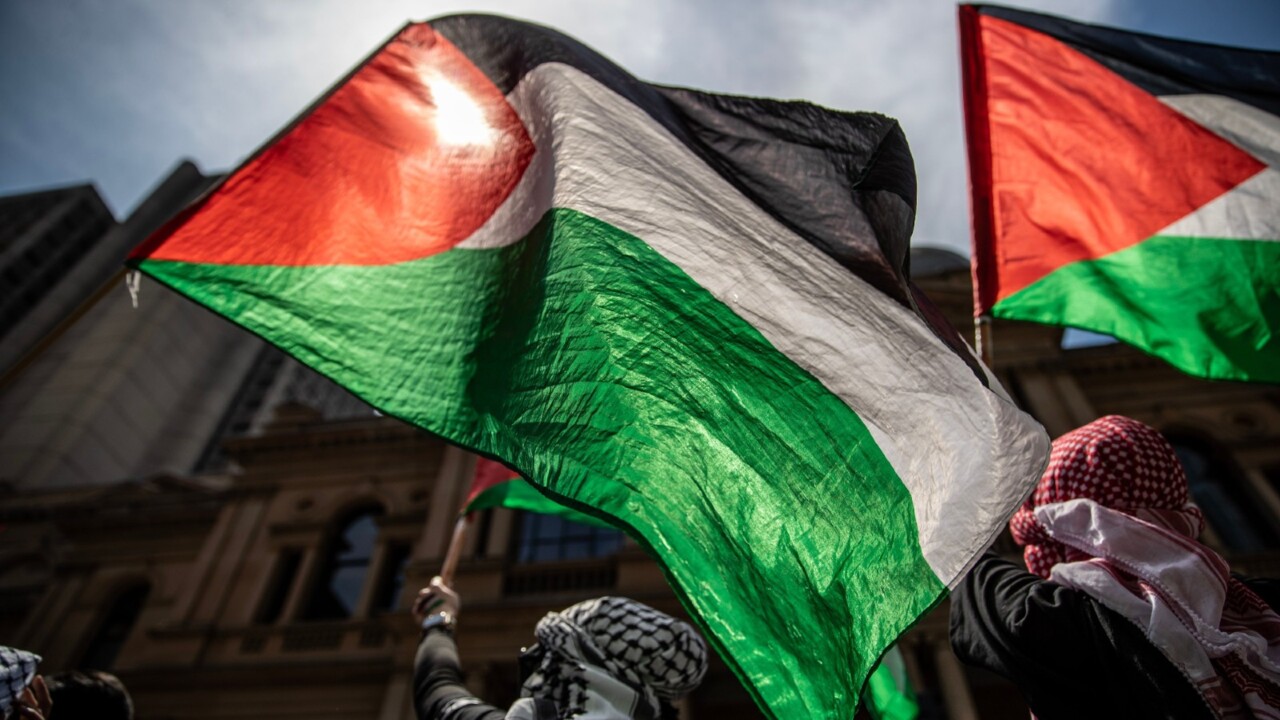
left=0, top=647, right=40, bottom=719
left=507, top=597, right=708, bottom=720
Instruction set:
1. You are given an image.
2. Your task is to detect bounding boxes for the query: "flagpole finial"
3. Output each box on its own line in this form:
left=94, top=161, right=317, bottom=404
left=125, top=270, right=142, bottom=309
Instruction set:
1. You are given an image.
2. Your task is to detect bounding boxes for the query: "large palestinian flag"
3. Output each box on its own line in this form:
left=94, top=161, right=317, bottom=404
left=961, top=4, right=1280, bottom=383
left=129, top=16, right=1048, bottom=718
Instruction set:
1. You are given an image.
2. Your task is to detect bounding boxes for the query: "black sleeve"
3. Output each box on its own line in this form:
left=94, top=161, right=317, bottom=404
left=413, top=629, right=508, bottom=720
left=949, top=552, right=1214, bottom=720
left=948, top=551, right=1100, bottom=679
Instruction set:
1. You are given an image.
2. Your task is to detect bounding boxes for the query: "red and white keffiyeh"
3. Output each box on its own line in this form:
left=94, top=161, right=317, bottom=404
left=1010, top=415, right=1280, bottom=719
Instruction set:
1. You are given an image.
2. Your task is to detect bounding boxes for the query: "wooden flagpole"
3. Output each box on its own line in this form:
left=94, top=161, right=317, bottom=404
left=438, top=516, right=470, bottom=586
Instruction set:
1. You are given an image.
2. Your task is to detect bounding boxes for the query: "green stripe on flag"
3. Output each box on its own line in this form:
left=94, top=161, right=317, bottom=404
left=467, top=477, right=613, bottom=528
left=139, top=207, right=943, bottom=718
left=993, top=236, right=1280, bottom=383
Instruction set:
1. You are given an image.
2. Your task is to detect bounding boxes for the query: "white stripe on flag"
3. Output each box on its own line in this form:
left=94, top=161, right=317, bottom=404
left=1159, top=95, right=1280, bottom=241
left=459, top=62, right=1047, bottom=583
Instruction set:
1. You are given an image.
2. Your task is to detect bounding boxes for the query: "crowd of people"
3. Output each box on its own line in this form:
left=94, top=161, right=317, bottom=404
left=5, top=415, right=1278, bottom=719
left=407, top=416, right=1279, bottom=719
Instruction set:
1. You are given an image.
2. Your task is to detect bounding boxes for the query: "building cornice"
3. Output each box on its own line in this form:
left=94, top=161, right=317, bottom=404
left=223, top=416, right=434, bottom=464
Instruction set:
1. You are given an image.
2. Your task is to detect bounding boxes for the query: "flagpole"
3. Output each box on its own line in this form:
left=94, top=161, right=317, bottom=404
left=975, top=315, right=994, bottom=369
left=438, top=516, right=470, bottom=586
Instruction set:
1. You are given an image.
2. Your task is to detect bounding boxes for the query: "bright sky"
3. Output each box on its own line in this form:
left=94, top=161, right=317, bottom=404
left=2, top=0, right=1278, bottom=256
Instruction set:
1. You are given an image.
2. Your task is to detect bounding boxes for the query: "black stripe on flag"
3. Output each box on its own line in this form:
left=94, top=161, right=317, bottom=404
left=431, top=14, right=989, bottom=385
left=973, top=4, right=1280, bottom=116
left=430, top=14, right=916, bottom=306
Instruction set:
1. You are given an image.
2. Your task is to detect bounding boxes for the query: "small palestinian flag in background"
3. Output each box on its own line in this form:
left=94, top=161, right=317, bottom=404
left=961, top=4, right=1280, bottom=383
left=129, top=14, right=1048, bottom=718
left=465, top=457, right=607, bottom=527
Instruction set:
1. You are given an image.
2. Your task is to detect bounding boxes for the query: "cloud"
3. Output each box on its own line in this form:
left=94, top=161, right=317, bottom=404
left=6, top=0, right=1273, bottom=257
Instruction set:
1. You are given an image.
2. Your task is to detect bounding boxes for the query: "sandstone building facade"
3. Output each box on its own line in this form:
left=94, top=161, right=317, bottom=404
left=2, top=176, right=1277, bottom=719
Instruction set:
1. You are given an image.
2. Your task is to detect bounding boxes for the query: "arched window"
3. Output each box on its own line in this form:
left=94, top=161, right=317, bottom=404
left=302, top=506, right=384, bottom=620
left=80, top=583, right=150, bottom=670
left=1168, top=436, right=1280, bottom=553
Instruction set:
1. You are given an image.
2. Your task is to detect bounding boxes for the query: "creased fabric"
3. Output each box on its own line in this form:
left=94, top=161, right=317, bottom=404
left=127, top=14, right=1049, bottom=717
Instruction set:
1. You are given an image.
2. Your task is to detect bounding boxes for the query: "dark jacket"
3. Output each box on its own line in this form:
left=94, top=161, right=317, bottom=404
left=949, top=552, right=1216, bottom=720
left=414, top=629, right=557, bottom=720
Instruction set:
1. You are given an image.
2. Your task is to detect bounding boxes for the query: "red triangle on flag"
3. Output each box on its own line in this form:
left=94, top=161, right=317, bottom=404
left=468, top=456, right=521, bottom=508
left=965, top=11, right=1265, bottom=312
left=133, top=24, right=535, bottom=267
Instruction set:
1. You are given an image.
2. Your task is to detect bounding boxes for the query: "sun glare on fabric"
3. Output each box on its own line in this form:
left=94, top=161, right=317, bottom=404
left=423, top=71, right=496, bottom=148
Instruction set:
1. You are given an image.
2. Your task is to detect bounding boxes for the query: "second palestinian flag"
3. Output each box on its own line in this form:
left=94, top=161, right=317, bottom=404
left=130, top=15, right=1048, bottom=718
left=962, top=4, right=1280, bottom=383
left=466, top=457, right=607, bottom=527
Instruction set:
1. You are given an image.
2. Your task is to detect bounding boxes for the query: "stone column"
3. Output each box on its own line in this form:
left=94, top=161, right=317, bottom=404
left=281, top=546, right=321, bottom=621
left=933, top=641, right=979, bottom=720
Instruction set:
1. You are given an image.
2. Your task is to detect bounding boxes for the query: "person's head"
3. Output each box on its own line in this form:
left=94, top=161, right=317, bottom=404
left=45, top=671, right=132, bottom=720
left=1009, top=414, right=1203, bottom=577
left=517, top=596, right=707, bottom=719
